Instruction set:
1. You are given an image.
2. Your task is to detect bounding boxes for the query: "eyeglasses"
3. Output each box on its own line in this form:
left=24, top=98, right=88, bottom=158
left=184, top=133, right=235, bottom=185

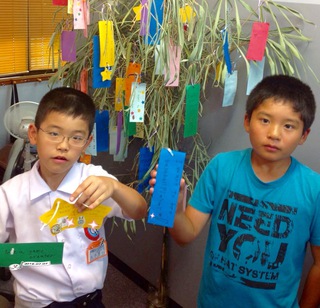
left=38, top=127, right=88, bottom=147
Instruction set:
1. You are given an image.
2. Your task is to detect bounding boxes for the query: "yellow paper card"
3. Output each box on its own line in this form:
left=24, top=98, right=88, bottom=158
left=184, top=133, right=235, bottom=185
left=115, top=78, right=126, bottom=111
left=39, top=198, right=112, bottom=235
left=98, top=20, right=115, bottom=68
left=179, top=5, right=196, bottom=24
left=133, top=5, right=142, bottom=21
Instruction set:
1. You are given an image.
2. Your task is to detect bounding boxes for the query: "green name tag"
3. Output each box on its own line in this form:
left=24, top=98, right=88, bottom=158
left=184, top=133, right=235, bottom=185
left=0, top=242, right=64, bottom=269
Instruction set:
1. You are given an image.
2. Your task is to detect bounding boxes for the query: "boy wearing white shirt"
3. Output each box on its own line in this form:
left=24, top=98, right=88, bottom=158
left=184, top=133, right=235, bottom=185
left=0, top=87, right=147, bottom=307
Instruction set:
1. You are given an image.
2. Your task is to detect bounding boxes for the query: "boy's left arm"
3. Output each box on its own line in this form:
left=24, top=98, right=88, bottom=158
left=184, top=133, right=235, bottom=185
left=70, top=176, right=147, bottom=220
left=299, top=245, right=320, bottom=308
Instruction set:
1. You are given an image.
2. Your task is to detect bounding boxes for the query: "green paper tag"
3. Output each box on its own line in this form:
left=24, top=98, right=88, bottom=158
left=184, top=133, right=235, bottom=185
left=0, top=242, right=64, bottom=269
left=184, top=84, right=200, bottom=137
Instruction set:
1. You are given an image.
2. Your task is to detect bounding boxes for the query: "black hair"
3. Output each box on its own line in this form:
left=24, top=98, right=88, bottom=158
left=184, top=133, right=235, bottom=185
left=35, top=87, right=96, bottom=135
left=246, top=75, right=316, bottom=133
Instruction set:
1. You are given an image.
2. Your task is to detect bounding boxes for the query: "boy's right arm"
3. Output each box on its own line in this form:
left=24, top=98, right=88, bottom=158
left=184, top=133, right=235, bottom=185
left=149, top=168, right=210, bottom=246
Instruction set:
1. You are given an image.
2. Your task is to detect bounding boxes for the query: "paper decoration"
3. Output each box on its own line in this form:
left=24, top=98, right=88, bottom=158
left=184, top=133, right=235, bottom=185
left=68, top=0, right=74, bottom=14
left=109, top=124, right=117, bottom=155
left=73, top=0, right=90, bottom=31
left=165, top=44, right=181, bottom=87
left=79, top=153, right=92, bottom=164
left=53, top=0, right=68, bottom=5
left=85, top=123, right=97, bottom=156
left=92, top=35, right=111, bottom=88
left=146, top=0, right=164, bottom=45
left=133, top=4, right=142, bottom=21
left=39, top=198, right=112, bottom=235
left=129, top=82, right=146, bottom=123
left=246, top=58, right=265, bottom=95
left=0, top=243, right=64, bottom=269
left=137, top=147, right=154, bottom=193
left=246, top=22, right=270, bottom=61
left=222, top=71, right=238, bottom=107
left=179, top=4, right=196, bottom=24
left=140, top=0, right=148, bottom=36
left=223, top=30, right=232, bottom=74
left=184, top=83, right=200, bottom=137
left=154, top=44, right=164, bottom=75
left=113, top=128, right=128, bottom=162
left=125, top=62, right=141, bottom=106
left=61, top=31, right=76, bottom=62
left=80, top=68, right=88, bottom=94
left=98, top=20, right=115, bottom=68
left=148, top=148, right=186, bottom=227
left=95, top=110, right=109, bottom=152
left=115, top=78, right=126, bottom=111
left=124, top=106, right=137, bottom=137
left=116, top=111, right=123, bottom=154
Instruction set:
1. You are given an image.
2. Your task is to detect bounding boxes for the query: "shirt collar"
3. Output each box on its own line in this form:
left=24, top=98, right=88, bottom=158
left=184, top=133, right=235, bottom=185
left=29, top=161, right=80, bottom=200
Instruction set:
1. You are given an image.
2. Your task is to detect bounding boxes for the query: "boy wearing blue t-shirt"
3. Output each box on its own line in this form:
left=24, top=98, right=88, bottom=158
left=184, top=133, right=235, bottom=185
left=150, top=75, right=320, bottom=307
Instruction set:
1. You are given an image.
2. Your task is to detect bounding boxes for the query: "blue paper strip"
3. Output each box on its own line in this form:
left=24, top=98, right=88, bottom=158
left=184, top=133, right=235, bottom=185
left=246, top=58, right=265, bottom=95
left=148, top=148, right=186, bottom=227
left=223, top=30, right=232, bottom=74
left=137, top=147, right=154, bottom=193
left=146, top=0, right=164, bottom=45
left=93, top=35, right=111, bottom=89
left=95, top=110, right=109, bottom=152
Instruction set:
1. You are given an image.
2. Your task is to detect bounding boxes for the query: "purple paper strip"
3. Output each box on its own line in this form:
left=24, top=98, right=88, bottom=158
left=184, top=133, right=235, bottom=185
left=116, top=111, right=123, bottom=155
left=140, top=0, right=148, bottom=36
left=61, top=31, right=76, bottom=62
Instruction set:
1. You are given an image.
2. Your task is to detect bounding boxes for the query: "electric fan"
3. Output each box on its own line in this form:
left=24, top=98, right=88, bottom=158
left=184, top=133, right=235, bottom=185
left=2, top=101, right=39, bottom=183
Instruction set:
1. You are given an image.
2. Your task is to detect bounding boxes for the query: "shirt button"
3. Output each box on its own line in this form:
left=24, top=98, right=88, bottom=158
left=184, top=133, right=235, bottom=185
left=68, top=264, right=71, bottom=269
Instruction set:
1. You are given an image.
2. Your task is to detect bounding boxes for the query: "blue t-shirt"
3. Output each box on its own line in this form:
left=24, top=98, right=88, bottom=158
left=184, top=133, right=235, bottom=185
left=190, top=148, right=320, bottom=307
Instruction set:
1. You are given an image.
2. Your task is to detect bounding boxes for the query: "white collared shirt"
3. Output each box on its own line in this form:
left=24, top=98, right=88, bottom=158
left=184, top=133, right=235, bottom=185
left=0, top=161, right=126, bottom=307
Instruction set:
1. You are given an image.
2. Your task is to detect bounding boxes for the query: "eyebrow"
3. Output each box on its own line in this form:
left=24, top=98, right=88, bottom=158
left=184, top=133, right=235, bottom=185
left=44, top=125, right=88, bottom=135
left=256, top=111, right=301, bottom=123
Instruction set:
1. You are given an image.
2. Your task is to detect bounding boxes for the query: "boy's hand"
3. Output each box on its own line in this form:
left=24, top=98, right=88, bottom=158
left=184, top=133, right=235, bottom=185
left=70, top=176, right=117, bottom=212
left=149, top=165, right=187, bottom=213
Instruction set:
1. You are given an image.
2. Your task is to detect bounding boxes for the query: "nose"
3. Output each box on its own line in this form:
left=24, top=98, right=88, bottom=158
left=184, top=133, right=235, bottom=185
left=267, top=124, right=281, bottom=140
left=57, top=136, right=70, bottom=150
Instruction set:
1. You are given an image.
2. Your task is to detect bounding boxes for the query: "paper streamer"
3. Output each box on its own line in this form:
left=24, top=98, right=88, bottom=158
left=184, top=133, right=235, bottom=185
left=246, top=58, right=265, bottom=95
left=92, top=35, right=111, bottom=88
left=184, top=83, right=200, bottom=137
left=222, top=71, right=238, bottom=107
left=246, top=22, right=269, bottom=61
left=61, top=31, right=76, bottom=62
left=137, top=147, right=154, bottom=193
left=116, top=111, right=123, bottom=155
left=148, top=148, right=186, bottom=227
left=129, top=82, right=146, bottom=122
left=223, top=30, right=232, bottom=74
left=140, top=0, right=148, bottom=36
left=95, top=110, right=109, bottom=152
left=146, top=0, right=164, bottom=45
left=165, top=44, right=181, bottom=87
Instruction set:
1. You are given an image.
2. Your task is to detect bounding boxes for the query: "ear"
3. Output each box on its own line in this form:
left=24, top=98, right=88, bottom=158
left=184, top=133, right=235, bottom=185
left=28, top=123, right=38, bottom=145
left=244, top=114, right=250, bottom=133
left=81, top=134, right=93, bottom=154
left=299, top=128, right=311, bottom=145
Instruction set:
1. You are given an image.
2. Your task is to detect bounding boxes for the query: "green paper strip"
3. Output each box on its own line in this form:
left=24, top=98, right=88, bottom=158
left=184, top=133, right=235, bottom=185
left=124, top=106, right=136, bottom=137
left=0, top=242, right=64, bottom=268
left=184, top=84, right=200, bottom=138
